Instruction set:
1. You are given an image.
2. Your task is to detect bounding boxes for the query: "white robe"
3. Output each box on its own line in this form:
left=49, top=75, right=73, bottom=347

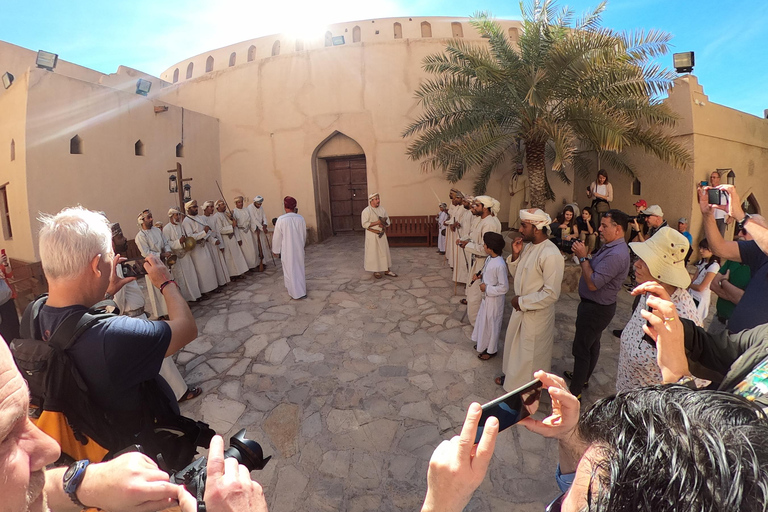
left=246, top=203, right=270, bottom=258
left=113, top=265, right=187, bottom=401
left=437, top=211, right=449, bottom=252
left=182, top=215, right=219, bottom=294
left=203, top=214, right=231, bottom=286
left=273, top=212, right=307, bottom=299
left=502, top=240, right=564, bottom=393
left=163, top=221, right=202, bottom=302
left=464, top=214, right=502, bottom=325
left=135, top=227, right=170, bottom=319
left=471, top=255, right=509, bottom=354
left=361, top=205, right=392, bottom=272
left=212, top=211, right=249, bottom=277
left=452, top=207, right=475, bottom=285
left=445, top=204, right=458, bottom=267
left=233, top=207, right=258, bottom=269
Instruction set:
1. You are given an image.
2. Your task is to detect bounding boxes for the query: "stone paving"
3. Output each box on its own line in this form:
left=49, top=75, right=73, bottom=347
left=173, top=235, right=636, bottom=512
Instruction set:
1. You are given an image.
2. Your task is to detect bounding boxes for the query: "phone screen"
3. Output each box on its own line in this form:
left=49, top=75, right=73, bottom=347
left=474, top=379, right=542, bottom=443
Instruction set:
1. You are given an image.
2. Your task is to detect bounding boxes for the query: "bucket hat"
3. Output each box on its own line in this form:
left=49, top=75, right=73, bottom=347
left=629, top=226, right=691, bottom=289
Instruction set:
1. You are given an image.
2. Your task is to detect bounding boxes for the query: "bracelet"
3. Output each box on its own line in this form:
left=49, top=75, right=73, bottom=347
left=675, top=375, right=698, bottom=389
left=159, top=280, right=178, bottom=294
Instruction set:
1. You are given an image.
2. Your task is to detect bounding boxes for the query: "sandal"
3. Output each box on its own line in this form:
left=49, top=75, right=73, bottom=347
left=179, top=386, right=202, bottom=403
left=478, top=352, right=497, bottom=360
left=384, top=270, right=398, bottom=277
left=460, top=298, right=467, bottom=305
left=374, top=272, right=383, bottom=279
left=494, top=375, right=505, bottom=386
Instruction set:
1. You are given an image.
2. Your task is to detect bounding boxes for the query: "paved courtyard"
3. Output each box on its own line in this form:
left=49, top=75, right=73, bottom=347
left=174, top=235, right=634, bottom=512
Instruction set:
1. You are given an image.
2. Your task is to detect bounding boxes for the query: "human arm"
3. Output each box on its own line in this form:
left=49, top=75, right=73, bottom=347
left=419, top=403, right=499, bottom=512
left=571, top=241, right=599, bottom=291
left=698, top=186, right=741, bottom=261
left=271, top=220, right=283, bottom=256
left=719, top=184, right=768, bottom=255
left=45, top=452, right=181, bottom=512
left=689, top=266, right=718, bottom=292
left=105, top=253, right=137, bottom=297
left=602, top=183, right=613, bottom=202
left=484, top=260, right=509, bottom=297
left=177, top=435, right=268, bottom=512
left=712, top=275, right=745, bottom=304
left=518, top=251, right=564, bottom=311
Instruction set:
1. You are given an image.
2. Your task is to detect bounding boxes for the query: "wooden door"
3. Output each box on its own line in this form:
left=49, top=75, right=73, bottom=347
left=328, top=157, right=368, bottom=233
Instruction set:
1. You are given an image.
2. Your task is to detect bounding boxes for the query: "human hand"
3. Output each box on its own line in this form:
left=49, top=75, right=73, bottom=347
left=571, top=241, right=587, bottom=259
left=519, top=371, right=580, bottom=441
left=262, top=225, right=268, bottom=234
left=511, top=236, right=523, bottom=257
left=78, top=452, right=180, bottom=512
left=718, top=184, right=744, bottom=220
left=144, top=254, right=173, bottom=289
left=204, top=226, right=211, bottom=233
left=479, top=283, right=486, bottom=292
left=106, top=254, right=136, bottom=296
left=180, top=235, right=187, bottom=244
left=178, top=435, right=268, bottom=512
left=510, top=295, right=521, bottom=311
left=420, top=403, right=498, bottom=512
left=697, top=186, right=717, bottom=216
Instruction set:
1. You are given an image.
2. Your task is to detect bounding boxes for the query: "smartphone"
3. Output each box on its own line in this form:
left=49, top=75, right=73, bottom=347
left=708, top=188, right=725, bottom=205
left=121, top=259, right=147, bottom=278
left=474, top=379, right=542, bottom=443
left=700, top=181, right=708, bottom=187
left=642, top=301, right=656, bottom=347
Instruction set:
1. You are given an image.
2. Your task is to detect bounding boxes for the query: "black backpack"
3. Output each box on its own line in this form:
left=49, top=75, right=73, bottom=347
left=11, top=294, right=214, bottom=471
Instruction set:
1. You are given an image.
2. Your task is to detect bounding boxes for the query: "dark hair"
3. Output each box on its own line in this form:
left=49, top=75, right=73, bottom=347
left=556, top=205, right=576, bottom=228
left=596, top=169, right=609, bottom=183
left=697, top=238, right=721, bottom=267
left=603, top=209, right=628, bottom=232
left=483, top=231, right=505, bottom=256
left=579, top=386, right=768, bottom=512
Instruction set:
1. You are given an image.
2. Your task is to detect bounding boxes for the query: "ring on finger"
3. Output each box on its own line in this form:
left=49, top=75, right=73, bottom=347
left=663, top=317, right=676, bottom=322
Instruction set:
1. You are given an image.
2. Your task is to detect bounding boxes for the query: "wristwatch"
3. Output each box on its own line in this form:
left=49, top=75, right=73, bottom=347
left=63, top=459, right=90, bottom=508
left=740, top=212, right=753, bottom=225
left=578, top=256, right=588, bottom=263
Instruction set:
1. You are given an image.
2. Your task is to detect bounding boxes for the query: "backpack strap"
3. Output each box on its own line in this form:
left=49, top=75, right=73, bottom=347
left=19, top=293, right=49, bottom=340
left=45, top=300, right=119, bottom=350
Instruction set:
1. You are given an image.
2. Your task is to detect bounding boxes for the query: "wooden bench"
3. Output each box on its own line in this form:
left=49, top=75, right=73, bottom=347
left=386, top=215, right=439, bottom=247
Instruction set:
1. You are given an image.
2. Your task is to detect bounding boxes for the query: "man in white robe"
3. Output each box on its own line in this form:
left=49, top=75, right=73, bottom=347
left=499, top=209, right=564, bottom=393
left=182, top=200, right=219, bottom=294
left=163, top=208, right=202, bottom=302
left=451, top=196, right=476, bottom=286
left=444, top=190, right=462, bottom=267
left=135, top=210, right=171, bottom=319
left=246, top=195, right=270, bottom=265
left=203, top=201, right=231, bottom=287
left=232, top=196, right=258, bottom=270
left=213, top=200, right=249, bottom=279
left=508, top=165, right=529, bottom=230
left=273, top=196, right=307, bottom=299
left=436, top=203, right=449, bottom=254
left=458, top=196, right=502, bottom=325
left=361, top=192, right=397, bottom=279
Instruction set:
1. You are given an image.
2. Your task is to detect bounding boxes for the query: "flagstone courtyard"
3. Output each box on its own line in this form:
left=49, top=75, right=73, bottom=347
left=173, top=234, right=634, bottom=512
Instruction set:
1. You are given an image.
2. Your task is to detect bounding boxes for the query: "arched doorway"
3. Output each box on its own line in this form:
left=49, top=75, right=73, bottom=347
left=311, top=132, right=367, bottom=241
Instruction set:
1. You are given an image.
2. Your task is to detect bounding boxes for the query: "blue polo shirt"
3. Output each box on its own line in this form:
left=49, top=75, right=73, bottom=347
left=578, top=237, right=630, bottom=305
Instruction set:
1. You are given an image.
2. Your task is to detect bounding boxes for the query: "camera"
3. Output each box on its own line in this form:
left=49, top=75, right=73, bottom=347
left=708, top=188, right=728, bottom=205
left=628, top=213, right=647, bottom=223
left=170, top=429, right=271, bottom=511
left=120, top=259, right=147, bottom=278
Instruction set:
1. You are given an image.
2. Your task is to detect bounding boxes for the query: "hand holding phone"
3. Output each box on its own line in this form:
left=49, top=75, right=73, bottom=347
left=474, top=379, right=542, bottom=443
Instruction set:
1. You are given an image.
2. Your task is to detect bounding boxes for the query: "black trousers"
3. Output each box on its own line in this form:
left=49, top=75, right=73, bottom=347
left=569, top=298, right=616, bottom=396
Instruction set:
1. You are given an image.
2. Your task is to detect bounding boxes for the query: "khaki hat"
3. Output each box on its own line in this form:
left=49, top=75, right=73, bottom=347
left=641, top=205, right=664, bottom=217
left=629, top=227, right=691, bottom=289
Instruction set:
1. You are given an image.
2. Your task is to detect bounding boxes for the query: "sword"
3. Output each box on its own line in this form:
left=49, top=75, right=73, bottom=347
left=263, top=227, right=276, bottom=264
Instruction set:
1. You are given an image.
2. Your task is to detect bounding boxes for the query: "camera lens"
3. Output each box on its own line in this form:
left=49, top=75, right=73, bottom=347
left=223, top=429, right=271, bottom=471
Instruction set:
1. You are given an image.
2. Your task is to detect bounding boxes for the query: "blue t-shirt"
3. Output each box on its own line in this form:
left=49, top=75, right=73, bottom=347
left=728, top=241, right=768, bottom=333
left=38, top=304, right=175, bottom=413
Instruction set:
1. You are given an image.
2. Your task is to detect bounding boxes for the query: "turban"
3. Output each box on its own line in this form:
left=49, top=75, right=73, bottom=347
left=284, top=196, right=297, bottom=210
left=368, top=192, right=379, bottom=201
left=203, top=200, right=215, bottom=209
left=453, top=190, right=465, bottom=199
left=137, top=209, right=151, bottom=225
left=520, top=208, right=552, bottom=231
left=110, top=222, right=122, bottom=237
left=168, top=207, right=182, bottom=217
left=233, top=195, right=244, bottom=202
left=475, top=195, right=493, bottom=209
left=184, top=199, right=197, bottom=211
left=491, top=198, right=501, bottom=216
left=439, top=202, right=447, bottom=209
left=254, top=195, right=264, bottom=203
left=215, top=199, right=226, bottom=208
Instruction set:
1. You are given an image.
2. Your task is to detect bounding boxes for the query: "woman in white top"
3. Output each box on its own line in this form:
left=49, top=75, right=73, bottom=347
left=688, top=238, right=721, bottom=325
left=586, top=169, right=613, bottom=225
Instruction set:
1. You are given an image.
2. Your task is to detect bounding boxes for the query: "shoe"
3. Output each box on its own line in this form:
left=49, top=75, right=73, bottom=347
left=612, top=329, right=623, bottom=338
left=478, top=351, right=497, bottom=360
left=563, top=371, right=588, bottom=389
left=460, top=298, right=467, bottom=305
left=494, top=375, right=505, bottom=386
left=179, top=386, right=202, bottom=403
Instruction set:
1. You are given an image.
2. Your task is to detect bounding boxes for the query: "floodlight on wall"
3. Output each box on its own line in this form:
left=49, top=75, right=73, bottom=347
left=183, top=183, right=192, bottom=202
left=36, top=50, right=58, bottom=71
left=168, top=174, right=178, bottom=194
left=135, top=78, right=152, bottom=96
left=332, top=36, right=345, bottom=46
left=1, top=72, right=13, bottom=89
left=673, top=51, right=694, bottom=73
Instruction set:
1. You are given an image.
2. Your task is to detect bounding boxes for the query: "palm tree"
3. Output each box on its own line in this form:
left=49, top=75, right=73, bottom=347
left=402, top=0, right=691, bottom=208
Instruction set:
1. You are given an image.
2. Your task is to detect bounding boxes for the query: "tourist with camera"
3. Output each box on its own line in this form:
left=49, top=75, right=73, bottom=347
left=633, top=204, right=666, bottom=242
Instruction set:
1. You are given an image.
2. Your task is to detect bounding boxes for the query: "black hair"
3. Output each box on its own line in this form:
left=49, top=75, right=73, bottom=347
left=557, top=205, right=576, bottom=228
left=697, top=238, right=721, bottom=268
left=603, top=209, right=629, bottom=232
left=483, top=231, right=505, bottom=256
left=579, top=386, right=768, bottom=512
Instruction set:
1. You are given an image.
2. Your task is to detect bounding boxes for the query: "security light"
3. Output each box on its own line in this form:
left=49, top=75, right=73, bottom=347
left=673, top=52, right=694, bottom=74
left=36, top=50, right=58, bottom=71
left=136, top=79, right=152, bottom=96
left=1, top=72, right=13, bottom=89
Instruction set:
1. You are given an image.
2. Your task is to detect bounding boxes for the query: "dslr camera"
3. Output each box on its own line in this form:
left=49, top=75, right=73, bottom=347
left=628, top=213, right=647, bottom=223
left=171, top=429, right=271, bottom=511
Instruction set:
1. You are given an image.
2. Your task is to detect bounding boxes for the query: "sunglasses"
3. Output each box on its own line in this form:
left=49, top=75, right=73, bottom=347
left=545, top=492, right=565, bottom=512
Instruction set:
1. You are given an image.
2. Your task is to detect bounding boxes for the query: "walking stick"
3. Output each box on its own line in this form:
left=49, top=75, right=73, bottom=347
left=254, top=228, right=265, bottom=272
left=263, top=227, right=277, bottom=265
left=453, top=230, right=459, bottom=295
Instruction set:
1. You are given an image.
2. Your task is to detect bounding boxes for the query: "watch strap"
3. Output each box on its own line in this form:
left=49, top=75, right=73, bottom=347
left=63, top=459, right=90, bottom=509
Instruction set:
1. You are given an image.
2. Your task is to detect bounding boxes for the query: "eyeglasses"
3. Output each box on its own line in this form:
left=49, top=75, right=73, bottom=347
left=545, top=492, right=565, bottom=512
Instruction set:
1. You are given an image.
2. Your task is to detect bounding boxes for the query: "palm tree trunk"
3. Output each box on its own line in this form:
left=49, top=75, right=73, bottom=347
left=525, top=139, right=547, bottom=210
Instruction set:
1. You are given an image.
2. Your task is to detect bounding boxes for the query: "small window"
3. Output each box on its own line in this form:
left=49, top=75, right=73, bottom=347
left=135, top=140, right=144, bottom=156
left=394, top=22, right=402, bottom=39
left=229, top=52, right=236, bottom=67
left=205, top=56, right=214, bottom=72
left=70, top=135, right=82, bottom=155
left=295, top=39, right=304, bottom=51
left=172, top=68, right=179, bottom=83
left=176, top=143, right=184, bottom=158
left=632, top=178, right=641, bottom=196
left=744, top=193, right=761, bottom=215
left=10, top=139, right=14, bottom=162
left=271, top=40, right=280, bottom=56
left=421, top=21, right=432, bottom=38
left=325, top=31, right=333, bottom=47
left=353, top=26, right=361, bottom=43
left=247, top=45, right=256, bottom=62
left=0, top=186, right=12, bottom=240
left=508, top=27, right=519, bottom=43
left=451, top=22, right=463, bottom=38
left=186, top=62, right=194, bottom=79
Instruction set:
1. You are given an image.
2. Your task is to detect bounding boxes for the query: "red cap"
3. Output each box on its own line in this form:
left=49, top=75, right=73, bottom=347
left=284, top=196, right=297, bottom=210
left=633, top=199, right=647, bottom=208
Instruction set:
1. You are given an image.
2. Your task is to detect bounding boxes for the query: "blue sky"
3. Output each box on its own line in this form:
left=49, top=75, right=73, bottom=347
left=2, top=0, right=766, bottom=117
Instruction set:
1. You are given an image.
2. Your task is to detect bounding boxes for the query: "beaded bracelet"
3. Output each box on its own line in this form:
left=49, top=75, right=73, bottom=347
left=159, top=280, right=178, bottom=294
